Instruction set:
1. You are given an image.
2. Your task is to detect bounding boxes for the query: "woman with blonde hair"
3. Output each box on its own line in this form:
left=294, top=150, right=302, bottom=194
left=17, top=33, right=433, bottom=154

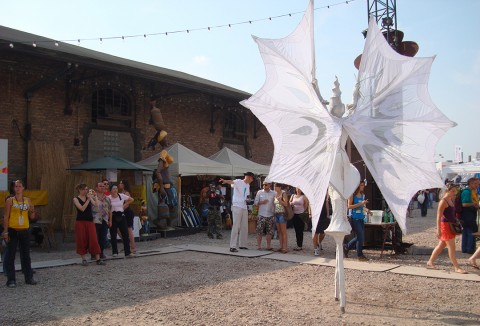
left=426, top=184, right=467, bottom=274
left=2, top=180, right=37, bottom=287
left=274, top=183, right=289, bottom=253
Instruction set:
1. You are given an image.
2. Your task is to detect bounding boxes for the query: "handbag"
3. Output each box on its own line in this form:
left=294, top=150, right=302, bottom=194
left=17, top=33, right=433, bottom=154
left=251, top=205, right=258, bottom=216
left=449, top=220, right=463, bottom=235
left=285, top=203, right=294, bottom=221
left=417, top=193, right=425, bottom=204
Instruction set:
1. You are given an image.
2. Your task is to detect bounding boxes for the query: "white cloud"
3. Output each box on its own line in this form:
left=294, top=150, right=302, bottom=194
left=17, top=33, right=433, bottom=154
left=193, top=55, right=209, bottom=65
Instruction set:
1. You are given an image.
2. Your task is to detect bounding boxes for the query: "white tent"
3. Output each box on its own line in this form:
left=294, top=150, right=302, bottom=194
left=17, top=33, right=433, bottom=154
left=441, top=161, right=480, bottom=183
left=137, top=143, right=232, bottom=177
left=209, top=147, right=270, bottom=176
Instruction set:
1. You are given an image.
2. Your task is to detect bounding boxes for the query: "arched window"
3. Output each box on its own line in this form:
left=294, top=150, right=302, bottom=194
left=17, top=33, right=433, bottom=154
left=91, top=89, right=132, bottom=128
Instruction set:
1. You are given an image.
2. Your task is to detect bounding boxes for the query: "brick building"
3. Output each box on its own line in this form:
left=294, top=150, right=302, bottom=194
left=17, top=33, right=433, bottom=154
left=0, top=25, right=274, bottom=185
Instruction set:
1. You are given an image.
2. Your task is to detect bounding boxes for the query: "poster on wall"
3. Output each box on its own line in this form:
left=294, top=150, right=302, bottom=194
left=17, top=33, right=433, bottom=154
left=106, top=169, right=117, bottom=182
left=0, top=139, right=7, bottom=191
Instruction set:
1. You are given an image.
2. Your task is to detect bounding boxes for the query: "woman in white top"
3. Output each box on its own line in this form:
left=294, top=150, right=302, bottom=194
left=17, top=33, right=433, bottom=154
left=108, top=185, right=134, bottom=257
left=290, top=188, right=309, bottom=251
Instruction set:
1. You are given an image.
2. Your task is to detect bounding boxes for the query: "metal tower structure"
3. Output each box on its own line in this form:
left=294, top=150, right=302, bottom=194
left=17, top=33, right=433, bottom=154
left=367, top=0, right=399, bottom=49
left=354, top=0, right=418, bottom=69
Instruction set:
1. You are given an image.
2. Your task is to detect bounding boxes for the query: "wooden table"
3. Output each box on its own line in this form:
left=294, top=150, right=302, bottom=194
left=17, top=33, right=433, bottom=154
left=364, top=222, right=397, bottom=257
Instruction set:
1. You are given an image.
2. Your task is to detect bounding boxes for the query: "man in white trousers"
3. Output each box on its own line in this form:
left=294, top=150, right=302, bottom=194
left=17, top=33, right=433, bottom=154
left=220, top=172, right=255, bottom=252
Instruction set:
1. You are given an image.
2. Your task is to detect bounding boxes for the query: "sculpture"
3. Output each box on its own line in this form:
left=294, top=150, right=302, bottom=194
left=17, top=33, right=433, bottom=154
left=147, top=98, right=178, bottom=230
left=240, top=0, right=455, bottom=311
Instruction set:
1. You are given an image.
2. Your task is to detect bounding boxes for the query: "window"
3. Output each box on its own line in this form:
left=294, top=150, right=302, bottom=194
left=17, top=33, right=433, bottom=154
left=223, top=111, right=245, bottom=143
left=91, top=89, right=132, bottom=128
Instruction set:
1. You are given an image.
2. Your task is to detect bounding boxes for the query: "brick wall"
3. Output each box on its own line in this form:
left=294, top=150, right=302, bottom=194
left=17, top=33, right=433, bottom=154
left=0, top=51, right=273, bottom=186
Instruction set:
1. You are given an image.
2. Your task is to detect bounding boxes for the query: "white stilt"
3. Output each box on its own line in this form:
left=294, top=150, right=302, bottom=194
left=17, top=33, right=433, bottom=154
left=325, top=185, right=354, bottom=313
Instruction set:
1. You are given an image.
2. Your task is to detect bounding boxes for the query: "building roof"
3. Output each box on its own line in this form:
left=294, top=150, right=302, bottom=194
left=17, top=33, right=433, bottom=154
left=0, top=25, right=250, bottom=99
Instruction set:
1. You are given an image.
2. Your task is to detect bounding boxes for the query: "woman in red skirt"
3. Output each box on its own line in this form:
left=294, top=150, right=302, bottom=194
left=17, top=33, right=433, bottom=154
left=426, top=184, right=466, bottom=274
left=73, top=183, right=105, bottom=266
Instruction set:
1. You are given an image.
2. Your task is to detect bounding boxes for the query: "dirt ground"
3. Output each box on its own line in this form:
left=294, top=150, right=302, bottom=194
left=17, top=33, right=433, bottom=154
left=1, top=205, right=479, bottom=326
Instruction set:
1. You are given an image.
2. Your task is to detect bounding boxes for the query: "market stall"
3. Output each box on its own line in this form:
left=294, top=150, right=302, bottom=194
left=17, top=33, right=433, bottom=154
left=137, top=143, right=231, bottom=227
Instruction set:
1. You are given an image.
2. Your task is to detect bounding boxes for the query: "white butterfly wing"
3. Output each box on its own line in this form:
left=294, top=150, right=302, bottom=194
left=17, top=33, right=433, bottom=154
left=344, top=18, right=456, bottom=232
left=241, top=1, right=340, bottom=230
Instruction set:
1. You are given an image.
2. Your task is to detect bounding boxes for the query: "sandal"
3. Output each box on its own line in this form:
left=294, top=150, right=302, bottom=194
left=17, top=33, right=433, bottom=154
left=426, top=264, right=438, bottom=270
left=455, top=268, right=468, bottom=274
left=467, top=260, right=480, bottom=270
left=280, top=249, right=288, bottom=254
left=81, top=259, right=88, bottom=266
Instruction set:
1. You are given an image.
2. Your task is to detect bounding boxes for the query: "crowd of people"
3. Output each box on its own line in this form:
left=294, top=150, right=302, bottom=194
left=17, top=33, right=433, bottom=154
left=219, top=172, right=333, bottom=256
left=219, top=173, right=479, bottom=270
left=2, top=178, right=138, bottom=288
left=2, top=174, right=479, bottom=288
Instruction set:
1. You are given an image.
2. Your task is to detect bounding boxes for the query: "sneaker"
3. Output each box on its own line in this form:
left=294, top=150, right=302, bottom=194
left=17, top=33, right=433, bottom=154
left=126, top=253, right=135, bottom=258
left=314, top=248, right=319, bottom=256
left=81, top=259, right=88, bottom=266
left=293, top=247, right=303, bottom=251
left=112, top=253, right=118, bottom=257
left=6, top=281, right=16, bottom=288
left=239, top=247, right=248, bottom=250
left=229, top=248, right=238, bottom=252
left=26, top=279, right=37, bottom=285
left=96, top=260, right=106, bottom=266
left=358, top=256, right=369, bottom=262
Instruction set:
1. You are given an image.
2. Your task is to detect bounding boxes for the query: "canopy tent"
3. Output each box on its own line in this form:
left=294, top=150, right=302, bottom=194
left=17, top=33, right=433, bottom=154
left=68, top=156, right=152, bottom=171
left=136, top=143, right=232, bottom=226
left=209, top=147, right=270, bottom=176
left=136, top=143, right=232, bottom=177
left=441, top=162, right=480, bottom=183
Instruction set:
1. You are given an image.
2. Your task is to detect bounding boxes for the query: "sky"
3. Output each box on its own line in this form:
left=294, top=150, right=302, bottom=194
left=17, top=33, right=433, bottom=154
left=1, top=0, right=479, bottom=162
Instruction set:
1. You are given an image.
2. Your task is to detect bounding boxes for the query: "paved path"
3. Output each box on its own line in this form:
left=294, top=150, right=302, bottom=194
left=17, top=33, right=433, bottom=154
left=7, top=243, right=479, bottom=282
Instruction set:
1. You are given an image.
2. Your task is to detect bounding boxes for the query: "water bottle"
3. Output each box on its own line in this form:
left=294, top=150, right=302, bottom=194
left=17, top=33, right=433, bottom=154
left=383, top=209, right=388, bottom=223
left=389, top=211, right=394, bottom=223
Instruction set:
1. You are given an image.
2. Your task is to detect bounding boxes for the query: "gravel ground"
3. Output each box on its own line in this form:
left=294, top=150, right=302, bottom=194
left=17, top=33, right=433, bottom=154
left=2, top=205, right=479, bottom=325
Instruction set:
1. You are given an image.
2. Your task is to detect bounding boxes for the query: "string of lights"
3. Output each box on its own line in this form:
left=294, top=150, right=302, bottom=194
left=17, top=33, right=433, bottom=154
left=3, top=0, right=356, bottom=48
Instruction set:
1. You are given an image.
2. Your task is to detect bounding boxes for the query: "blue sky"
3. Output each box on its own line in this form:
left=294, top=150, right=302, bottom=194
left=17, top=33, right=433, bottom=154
left=1, top=0, right=479, bottom=161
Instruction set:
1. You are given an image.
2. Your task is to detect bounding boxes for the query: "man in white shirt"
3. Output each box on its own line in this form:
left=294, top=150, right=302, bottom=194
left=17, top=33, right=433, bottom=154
left=220, top=172, right=255, bottom=252
left=254, top=181, right=275, bottom=250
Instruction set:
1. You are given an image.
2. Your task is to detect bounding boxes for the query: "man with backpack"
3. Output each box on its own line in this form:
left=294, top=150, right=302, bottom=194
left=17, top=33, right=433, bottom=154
left=460, top=178, right=479, bottom=254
